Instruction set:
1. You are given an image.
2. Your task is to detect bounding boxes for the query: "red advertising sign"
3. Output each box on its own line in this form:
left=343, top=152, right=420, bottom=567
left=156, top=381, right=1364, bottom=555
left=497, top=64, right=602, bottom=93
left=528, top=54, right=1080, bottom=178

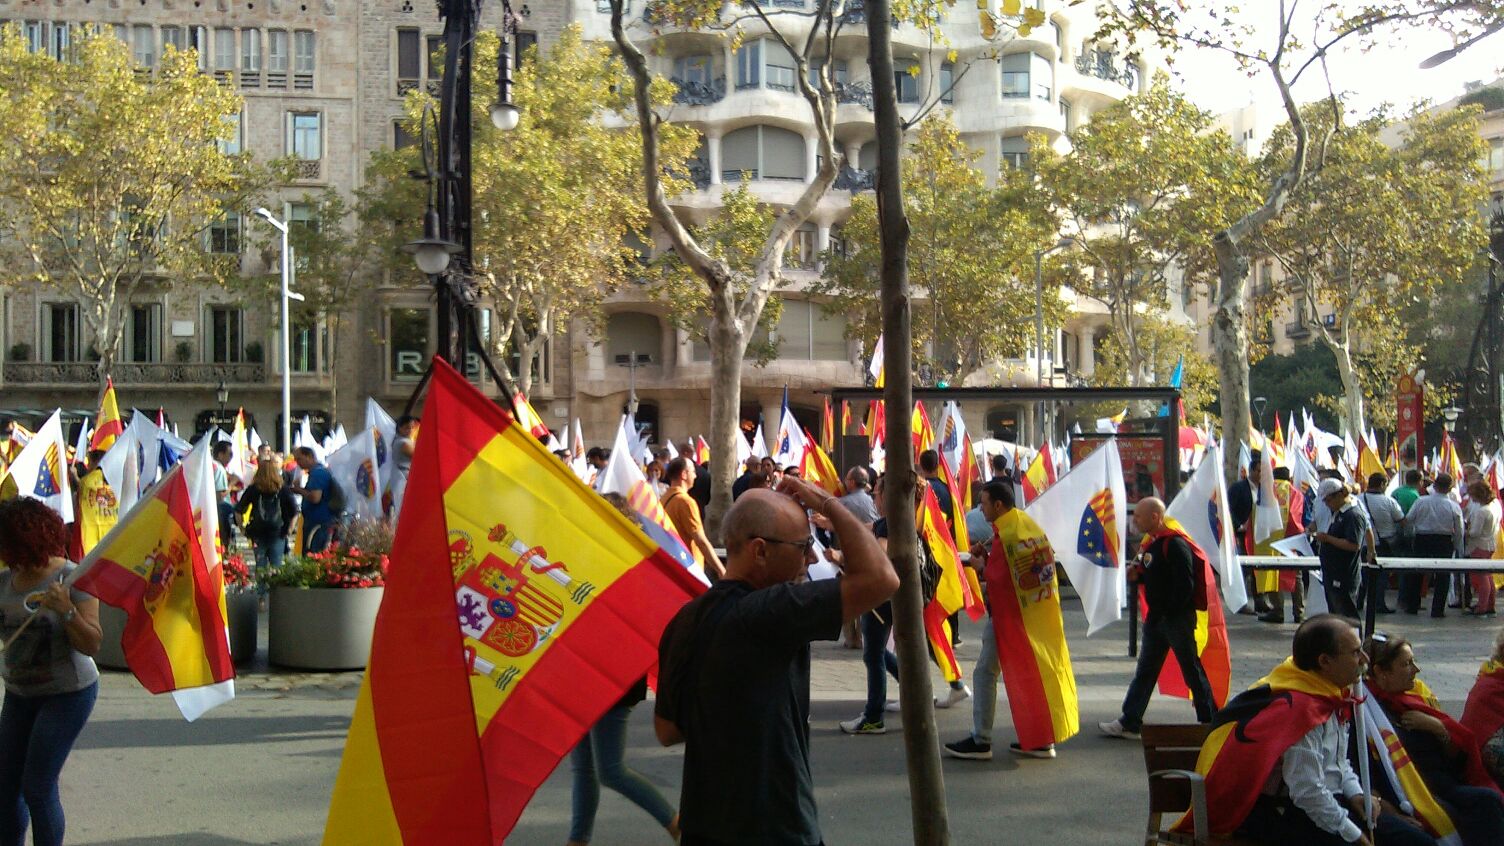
left=1395, top=371, right=1424, bottom=473
left=1070, top=435, right=1166, bottom=506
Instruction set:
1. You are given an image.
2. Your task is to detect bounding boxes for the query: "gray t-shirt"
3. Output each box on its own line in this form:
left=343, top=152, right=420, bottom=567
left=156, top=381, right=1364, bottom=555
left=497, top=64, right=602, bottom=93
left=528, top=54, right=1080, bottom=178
left=0, top=565, right=99, bottom=696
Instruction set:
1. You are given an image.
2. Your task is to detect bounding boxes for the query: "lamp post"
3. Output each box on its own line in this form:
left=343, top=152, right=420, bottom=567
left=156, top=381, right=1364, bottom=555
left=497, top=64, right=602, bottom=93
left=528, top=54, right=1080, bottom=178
left=253, top=208, right=305, bottom=453
left=215, top=379, right=229, bottom=429
left=1252, top=395, right=1267, bottom=431
left=1442, top=405, right=1462, bottom=434
left=402, top=0, right=520, bottom=369
left=1420, top=20, right=1504, bottom=68
left=619, top=350, right=642, bottom=417
left=1034, top=237, right=1074, bottom=441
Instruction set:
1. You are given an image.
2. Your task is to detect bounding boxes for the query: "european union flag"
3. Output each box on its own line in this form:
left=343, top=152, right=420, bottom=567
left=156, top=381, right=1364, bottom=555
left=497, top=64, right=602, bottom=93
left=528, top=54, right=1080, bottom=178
left=1078, top=490, right=1118, bottom=569
left=1207, top=497, right=1223, bottom=546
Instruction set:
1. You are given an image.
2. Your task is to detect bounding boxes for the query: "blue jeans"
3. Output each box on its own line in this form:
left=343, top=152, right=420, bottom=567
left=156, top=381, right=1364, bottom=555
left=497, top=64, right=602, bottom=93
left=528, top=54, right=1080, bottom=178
left=252, top=537, right=286, bottom=571
left=568, top=703, right=675, bottom=843
left=971, top=617, right=1000, bottom=745
left=0, top=682, right=97, bottom=846
left=1117, top=612, right=1216, bottom=732
left=860, top=610, right=900, bottom=723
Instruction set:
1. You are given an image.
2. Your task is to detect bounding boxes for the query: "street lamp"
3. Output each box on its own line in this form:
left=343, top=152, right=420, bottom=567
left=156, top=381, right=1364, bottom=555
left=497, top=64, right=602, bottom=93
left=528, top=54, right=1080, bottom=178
left=1034, top=236, right=1074, bottom=440
left=252, top=207, right=305, bottom=453
left=401, top=0, right=522, bottom=368
left=1252, top=396, right=1267, bottom=430
left=1442, top=405, right=1463, bottom=433
left=215, top=379, right=229, bottom=428
left=1420, top=20, right=1504, bottom=68
left=618, top=349, right=643, bottom=417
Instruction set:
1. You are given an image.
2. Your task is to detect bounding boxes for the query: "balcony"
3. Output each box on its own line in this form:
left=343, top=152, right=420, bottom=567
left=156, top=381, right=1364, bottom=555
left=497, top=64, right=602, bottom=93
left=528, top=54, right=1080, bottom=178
left=1285, top=320, right=1312, bottom=339
left=671, top=75, right=726, bottom=106
left=294, top=159, right=322, bottom=181
left=834, top=80, right=874, bottom=110
left=839, top=1, right=900, bottom=29
left=1074, top=51, right=1138, bottom=90
left=834, top=164, right=874, bottom=192
left=4, top=362, right=266, bottom=386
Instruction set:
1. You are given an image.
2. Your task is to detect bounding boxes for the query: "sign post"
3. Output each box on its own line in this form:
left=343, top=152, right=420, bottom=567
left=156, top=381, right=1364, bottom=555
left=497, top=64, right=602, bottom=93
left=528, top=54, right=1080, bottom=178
left=1396, top=371, right=1424, bottom=474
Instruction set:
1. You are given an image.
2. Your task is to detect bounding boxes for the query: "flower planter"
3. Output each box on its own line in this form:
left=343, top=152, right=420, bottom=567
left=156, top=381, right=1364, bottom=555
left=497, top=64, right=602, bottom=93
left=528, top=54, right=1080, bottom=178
left=268, top=586, right=384, bottom=671
left=226, top=588, right=259, bottom=666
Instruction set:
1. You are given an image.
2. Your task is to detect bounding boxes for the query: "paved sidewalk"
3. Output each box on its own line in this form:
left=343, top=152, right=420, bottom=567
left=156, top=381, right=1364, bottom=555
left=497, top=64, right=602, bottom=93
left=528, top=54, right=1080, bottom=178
left=58, top=602, right=1504, bottom=844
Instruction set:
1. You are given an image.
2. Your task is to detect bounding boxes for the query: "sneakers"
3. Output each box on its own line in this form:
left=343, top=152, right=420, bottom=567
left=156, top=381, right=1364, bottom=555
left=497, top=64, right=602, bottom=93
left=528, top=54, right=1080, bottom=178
left=1098, top=719, right=1141, bottom=740
left=883, top=699, right=901, bottom=713
left=935, top=684, right=972, bottom=709
left=1009, top=742, right=1057, bottom=759
left=839, top=716, right=886, bottom=735
left=943, top=736, right=993, bottom=760
left=1256, top=612, right=1286, bottom=624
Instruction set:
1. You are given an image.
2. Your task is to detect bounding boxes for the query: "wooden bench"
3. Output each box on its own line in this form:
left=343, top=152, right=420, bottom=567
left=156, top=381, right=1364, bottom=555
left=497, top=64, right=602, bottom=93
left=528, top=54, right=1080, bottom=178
left=1140, top=724, right=1259, bottom=846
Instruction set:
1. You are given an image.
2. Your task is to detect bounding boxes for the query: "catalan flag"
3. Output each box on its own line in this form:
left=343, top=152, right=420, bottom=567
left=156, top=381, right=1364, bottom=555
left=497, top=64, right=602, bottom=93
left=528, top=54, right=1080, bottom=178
left=8, top=410, right=74, bottom=523
left=72, top=437, right=234, bottom=721
left=90, top=378, right=124, bottom=452
left=323, top=358, right=705, bottom=844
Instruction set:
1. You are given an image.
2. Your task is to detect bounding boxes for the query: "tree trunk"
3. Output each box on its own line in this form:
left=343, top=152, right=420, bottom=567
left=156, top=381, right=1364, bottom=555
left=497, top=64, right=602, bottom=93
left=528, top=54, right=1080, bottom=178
left=1324, top=334, right=1364, bottom=437
left=867, top=2, right=949, bottom=842
left=704, top=287, right=745, bottom=544
left=1212, top=233, right=1252, bottom=482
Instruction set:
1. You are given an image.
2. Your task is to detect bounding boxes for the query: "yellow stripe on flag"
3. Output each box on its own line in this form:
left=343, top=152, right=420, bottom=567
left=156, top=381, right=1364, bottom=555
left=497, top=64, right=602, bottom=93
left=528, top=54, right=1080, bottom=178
left=321, top=678, right=403, bottom=844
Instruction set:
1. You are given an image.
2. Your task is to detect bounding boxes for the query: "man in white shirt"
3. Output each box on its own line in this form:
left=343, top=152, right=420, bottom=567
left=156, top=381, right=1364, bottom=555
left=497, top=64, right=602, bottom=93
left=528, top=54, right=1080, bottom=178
left=1357, top=473, right=1404, bottom=614
left=1399, top=473, right=1465, bottom=617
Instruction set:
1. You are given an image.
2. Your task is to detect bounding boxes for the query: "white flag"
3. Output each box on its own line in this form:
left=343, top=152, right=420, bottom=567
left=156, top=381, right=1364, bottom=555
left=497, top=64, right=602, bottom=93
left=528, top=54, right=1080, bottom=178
left=173, top=435, right=235, bottom=721
left=1025, top=439, right=1127, bottom=635
left=1166, top=444, right=1248, bottom=611
left=296, top=416, right=326, bottom=464
left=365, top=398, right=398, bottom=493
left=751, top=424, right=769, bottom=460
left=326, top=427, right=383, bottom=522
left=8, top=411, right=74, bottom=523
left=98, top=423, right=141, bottom=515
left=1253, top=441, right=1281, bottom=543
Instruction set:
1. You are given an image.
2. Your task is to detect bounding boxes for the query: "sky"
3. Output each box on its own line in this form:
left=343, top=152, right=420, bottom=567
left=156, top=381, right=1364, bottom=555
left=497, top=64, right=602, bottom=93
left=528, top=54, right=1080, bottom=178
left=1164, top=15, right=1504, bottom=120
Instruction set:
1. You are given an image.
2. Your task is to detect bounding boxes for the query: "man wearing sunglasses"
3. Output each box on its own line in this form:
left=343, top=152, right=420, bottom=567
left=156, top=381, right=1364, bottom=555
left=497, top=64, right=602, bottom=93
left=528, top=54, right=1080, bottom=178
left=654, top=476, right=897, bottom=846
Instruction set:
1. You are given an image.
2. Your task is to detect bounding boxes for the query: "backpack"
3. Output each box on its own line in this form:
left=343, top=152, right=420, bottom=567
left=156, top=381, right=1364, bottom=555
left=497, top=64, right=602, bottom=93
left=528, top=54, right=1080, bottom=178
left=324, top=475, right=347, bottom=516
left=247, top=491, right=283, bottom=537
left=918, top=539, right=942, bottom=607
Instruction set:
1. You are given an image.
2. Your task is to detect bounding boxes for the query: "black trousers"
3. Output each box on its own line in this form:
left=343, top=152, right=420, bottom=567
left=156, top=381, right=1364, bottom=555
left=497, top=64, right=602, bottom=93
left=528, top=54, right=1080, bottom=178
left=1398, top=534, right=1456, bottom=615
left=1239, top=793, right=1437, bottom=846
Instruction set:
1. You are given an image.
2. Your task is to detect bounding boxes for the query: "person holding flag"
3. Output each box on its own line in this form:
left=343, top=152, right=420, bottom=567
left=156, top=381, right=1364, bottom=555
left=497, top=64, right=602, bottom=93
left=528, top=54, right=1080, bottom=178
left=0, top=497, right=103, bottom=846
left=1099, top=498, right=1218, bottom=740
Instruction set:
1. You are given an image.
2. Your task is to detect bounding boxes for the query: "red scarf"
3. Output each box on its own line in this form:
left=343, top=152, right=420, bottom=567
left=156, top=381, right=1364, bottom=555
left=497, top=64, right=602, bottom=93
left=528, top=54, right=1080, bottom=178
left=1462, top=660, right=1504, bottom=763
left=1142, top=522, right=1209, bottom=612
left=1369, top=682, right=1504, bottom=798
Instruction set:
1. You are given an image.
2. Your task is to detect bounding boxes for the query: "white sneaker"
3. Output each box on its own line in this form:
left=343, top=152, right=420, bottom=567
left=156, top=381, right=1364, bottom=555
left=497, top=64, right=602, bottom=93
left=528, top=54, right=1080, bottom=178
left=839, top=716, right=886, bottom=735
left=1098, top=719, right=1141, bottom=740
left=935, top=684, right=971, bottom=709
left=883, top=699, right=901, bottom=713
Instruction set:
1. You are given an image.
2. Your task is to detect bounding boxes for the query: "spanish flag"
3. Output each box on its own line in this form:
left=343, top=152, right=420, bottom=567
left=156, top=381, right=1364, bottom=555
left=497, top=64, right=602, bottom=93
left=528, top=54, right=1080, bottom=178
left=986, top=507, right=1078, bottom=748
left=1357, top=436, right=1386, bottom=482
left=912, top=401, right=936, bottom=454
left=1176, top=658, right=1353, bottom=835
left=90, top=378, right=124, bottom=452
left=1141, top=517, right=1230, bottom=707
left=1020, top=441, right=1055, bottom=503
left=799, top=429, right=844, bottom=497
left=1253, top=478, right=1304, bottom=594
left=820, top=396, right=835, bottom=453
left=72, top=438, right=233, bottom=720
left=510, top=389, right=553, bottom=444
left=323, top=358, right=704, bottom=844
left=918, top=485, right=983, bottom=683
left=840, top=400, right=853, bottom=440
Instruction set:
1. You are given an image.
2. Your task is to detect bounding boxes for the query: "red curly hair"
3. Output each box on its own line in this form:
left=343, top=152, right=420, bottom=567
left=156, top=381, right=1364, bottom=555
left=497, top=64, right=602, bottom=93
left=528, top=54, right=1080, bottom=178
left=0, top=497, right=68, bottom=571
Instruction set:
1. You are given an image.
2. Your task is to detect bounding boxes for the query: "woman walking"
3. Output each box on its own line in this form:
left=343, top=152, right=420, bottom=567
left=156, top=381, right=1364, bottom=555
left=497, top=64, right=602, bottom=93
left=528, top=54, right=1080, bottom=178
left=1465, top=481, right=1500, bottom=617
left=237, top=457, right=297, bottom=581
left=0, top=497, right=103, bottom=846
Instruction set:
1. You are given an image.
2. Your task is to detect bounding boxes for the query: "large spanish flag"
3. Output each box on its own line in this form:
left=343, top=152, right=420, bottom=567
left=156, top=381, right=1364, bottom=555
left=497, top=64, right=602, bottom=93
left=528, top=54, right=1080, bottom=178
left=90, top=378, right=124, bottom=452
left=918, top=486, right=984, bottom=683
left=72, top=445, right=233, bottom=707
left=1253, top=478, right=1304, bottom=593
left=1141, top=518, right=1230, bottom=707
left=323, top=358, right=704, bottom=845
left=986, top=507, right=1078, bottom=748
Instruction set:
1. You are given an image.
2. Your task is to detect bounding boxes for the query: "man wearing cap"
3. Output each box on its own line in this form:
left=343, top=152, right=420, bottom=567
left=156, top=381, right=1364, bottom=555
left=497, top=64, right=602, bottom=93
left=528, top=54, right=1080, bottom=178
left=1310, top=479, right=1364, bottom=617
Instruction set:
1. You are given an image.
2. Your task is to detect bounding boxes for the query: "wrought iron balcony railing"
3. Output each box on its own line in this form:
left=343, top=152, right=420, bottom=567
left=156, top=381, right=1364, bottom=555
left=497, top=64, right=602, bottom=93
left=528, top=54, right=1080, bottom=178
left=4, top=361, right=267, bottom=385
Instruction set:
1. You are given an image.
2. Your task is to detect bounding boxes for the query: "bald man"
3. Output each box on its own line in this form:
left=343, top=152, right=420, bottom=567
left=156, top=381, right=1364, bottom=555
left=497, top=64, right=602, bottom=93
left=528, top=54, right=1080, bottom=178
left=1100, top=497, right=1218, bottom=739
left=654, top=477, right=896, bottom=846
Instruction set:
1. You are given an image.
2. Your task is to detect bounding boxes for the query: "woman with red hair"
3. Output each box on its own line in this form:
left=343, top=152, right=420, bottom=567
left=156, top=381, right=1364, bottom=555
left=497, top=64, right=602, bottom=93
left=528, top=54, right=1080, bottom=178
left=0, top=497, right=102, bottom=846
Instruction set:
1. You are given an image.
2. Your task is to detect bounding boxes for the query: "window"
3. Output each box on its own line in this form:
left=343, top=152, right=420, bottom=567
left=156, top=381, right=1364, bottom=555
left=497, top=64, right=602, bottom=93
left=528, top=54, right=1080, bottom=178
left=294, top=30, right=315, bottom=75
left=50, top=21, right=71, bottom=61
left=218, top=113, right=242, bottom=156
left=208, top=306, right=243, bottom=363
left=513, top=31, right=538, bottom=69
left=288, top=113, right=322, bottom=160
left=735, top=39, right=761, bottom=89
left=240, top=29, right=260, bottom=73
left=940, top=62, right=954, bottom=103
left=895, top=61, right=920, bottom=103
left=389, top=308, right=430, bottom=382
left=427, top=35, right=444, bottom=79
left=1034, top=52, right=1053, bottom=100
left=161, top=25, right=184, bottom=54
left=112, top=24, right=128, bottom=48
left=127, top=304, right=162, bottom=363
left=394, top=120, right=418, bottom=150
left=606, top=312, right=662, bottom=366
left=291, top=314, right=321, bottom=373
left=736, top=38, right=797, bottom=92
left=675, top=54, right=714, bottom=86
left=397, top=29, right=421, bottom=83
left=213, top=28, right=235, bottom=74
left=24, top=21, right=46, bottom=54
left=1059, top=97, right=1072, bottom=130
left=765, top=40, right=796, bottom=91
left=1489, top=137, right=1504, bottom=173
left=43, top=303, right=79, bottom=363
left=774, top=300, right=847, bottom=361
left=1000, top=136, right=1030, bottom=171
left=809, top=57, right=847, bottom=87
left=188, top=26, right=208, bottom=70
left=133, top=24, right=155, bottom=67
left=785, top=225, right=818, bottom=269
left=721, top=125, right=807, bottom=182
left=1003, top=51, right=1051, bottom=101
left=267, top=30, right=288, bottom=74
left=209, top=210, right=241, bottom=254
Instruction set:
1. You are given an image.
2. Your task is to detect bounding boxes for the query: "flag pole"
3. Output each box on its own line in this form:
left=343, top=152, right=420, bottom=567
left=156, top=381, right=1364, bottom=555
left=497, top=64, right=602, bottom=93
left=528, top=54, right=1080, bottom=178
left=0, top=609, right=40, bottom=652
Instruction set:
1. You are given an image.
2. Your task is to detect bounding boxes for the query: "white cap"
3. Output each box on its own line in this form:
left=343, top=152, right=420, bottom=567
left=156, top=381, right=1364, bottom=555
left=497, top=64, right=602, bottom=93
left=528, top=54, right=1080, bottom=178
left=1316, top=478, right=1346, bottom=500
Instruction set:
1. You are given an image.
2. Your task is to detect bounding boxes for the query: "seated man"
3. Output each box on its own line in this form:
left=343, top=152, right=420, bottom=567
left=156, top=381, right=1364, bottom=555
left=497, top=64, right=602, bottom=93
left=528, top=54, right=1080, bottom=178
left=1184, top=614, right=1437, bottom=846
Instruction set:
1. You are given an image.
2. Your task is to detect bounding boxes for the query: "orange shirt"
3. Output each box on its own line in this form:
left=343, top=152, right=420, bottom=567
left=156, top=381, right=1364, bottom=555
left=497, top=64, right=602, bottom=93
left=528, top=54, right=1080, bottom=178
left=662, top=489, right=704, bottom=565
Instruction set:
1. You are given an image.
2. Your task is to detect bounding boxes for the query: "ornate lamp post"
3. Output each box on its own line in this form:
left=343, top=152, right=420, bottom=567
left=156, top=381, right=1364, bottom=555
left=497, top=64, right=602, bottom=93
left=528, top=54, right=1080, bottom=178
left=216, top=379, right=229, bottom=428
left=402, top=0, right=520, bottom=369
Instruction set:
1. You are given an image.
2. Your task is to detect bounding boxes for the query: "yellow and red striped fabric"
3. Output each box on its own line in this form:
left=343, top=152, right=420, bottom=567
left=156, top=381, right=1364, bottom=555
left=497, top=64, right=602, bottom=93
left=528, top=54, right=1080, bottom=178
left=510, top=390, right=553, bottom=443
left=1142, top=517, right=1230, bottom=706
left=911, top=401, right=936, bottom=455
left=323, top=359, right=704, bottom=845
left=799, top=431, right=844, bottom=497
left=73, top=465, right=231, bottom=694
left=820, top=397, right=835, bottom=453
left=918, top=485, right=978, bottom=683
left=1021, top=442, right=1055, bottom=503
left=89, top=378, right=124, bottom=452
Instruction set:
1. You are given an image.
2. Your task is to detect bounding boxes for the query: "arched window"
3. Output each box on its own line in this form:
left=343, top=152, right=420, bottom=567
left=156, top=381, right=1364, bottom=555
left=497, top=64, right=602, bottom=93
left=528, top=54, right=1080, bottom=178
left=721, top=125, right=806, bottom=181
left=606, top=312, right=663, bottom=366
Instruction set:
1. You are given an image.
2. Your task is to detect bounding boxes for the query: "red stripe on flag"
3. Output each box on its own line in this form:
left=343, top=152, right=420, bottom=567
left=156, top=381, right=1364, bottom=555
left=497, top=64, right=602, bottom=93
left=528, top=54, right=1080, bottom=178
left=987, top=568, right=1058, bottom=749
left=923, top=601, right=961, bottom=680
left=121, top=609, right=177, bottom=693
left=477, top=548, right=694, bottom=841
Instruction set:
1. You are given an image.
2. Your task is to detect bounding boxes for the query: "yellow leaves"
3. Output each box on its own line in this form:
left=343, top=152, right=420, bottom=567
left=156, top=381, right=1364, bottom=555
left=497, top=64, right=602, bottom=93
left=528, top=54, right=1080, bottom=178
left=907, top=64, right=921, bottom=78
left=1023, top=8, right=1046, bottom=27
left=979, top=12, right=997, bottom=39
left=1002, top=0, right=1021, bottom=14
left=947, top=49, right=959, bottom=64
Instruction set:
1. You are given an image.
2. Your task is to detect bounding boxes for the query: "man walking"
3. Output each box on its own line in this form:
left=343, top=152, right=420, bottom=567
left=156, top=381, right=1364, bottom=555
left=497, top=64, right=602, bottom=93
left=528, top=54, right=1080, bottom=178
left=1100, top=498, right=1217, bottom=739
left=945, top=480, right=1077, bottom=761
left=1402, top=473, right=1465, bottom=617
left=661, top=457, right=725, bottom=581
left=654, top=478, right=896, bottom=846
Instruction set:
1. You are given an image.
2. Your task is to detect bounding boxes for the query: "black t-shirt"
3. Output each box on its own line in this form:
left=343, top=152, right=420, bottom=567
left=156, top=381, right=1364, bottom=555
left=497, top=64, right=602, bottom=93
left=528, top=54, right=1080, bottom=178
left=656, top=578, right=844, bottom=845
left=1320, top=506, right=1364, bottom=588
left=1141, top=534, right=1196, bottom=621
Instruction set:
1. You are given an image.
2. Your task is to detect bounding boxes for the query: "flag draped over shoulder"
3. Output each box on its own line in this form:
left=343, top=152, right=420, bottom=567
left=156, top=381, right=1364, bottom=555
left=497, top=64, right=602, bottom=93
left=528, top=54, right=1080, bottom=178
left=1142, top=518, right=1230, bottom=707
left=1360, top=683, right=1466, bottom=844
left=1176, top=658, right=1353, bottom=836
left=72, top=437, right=234, bottom=721
left=322, top=358, right=705, bottom=845
left=986, top=508, right=1078, bottom=748
left=90, top=378, right=124, bottom=452
left=1025, top=439, right=1126, bottom=635
left=1462, top=659, right=1504, bottom=751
